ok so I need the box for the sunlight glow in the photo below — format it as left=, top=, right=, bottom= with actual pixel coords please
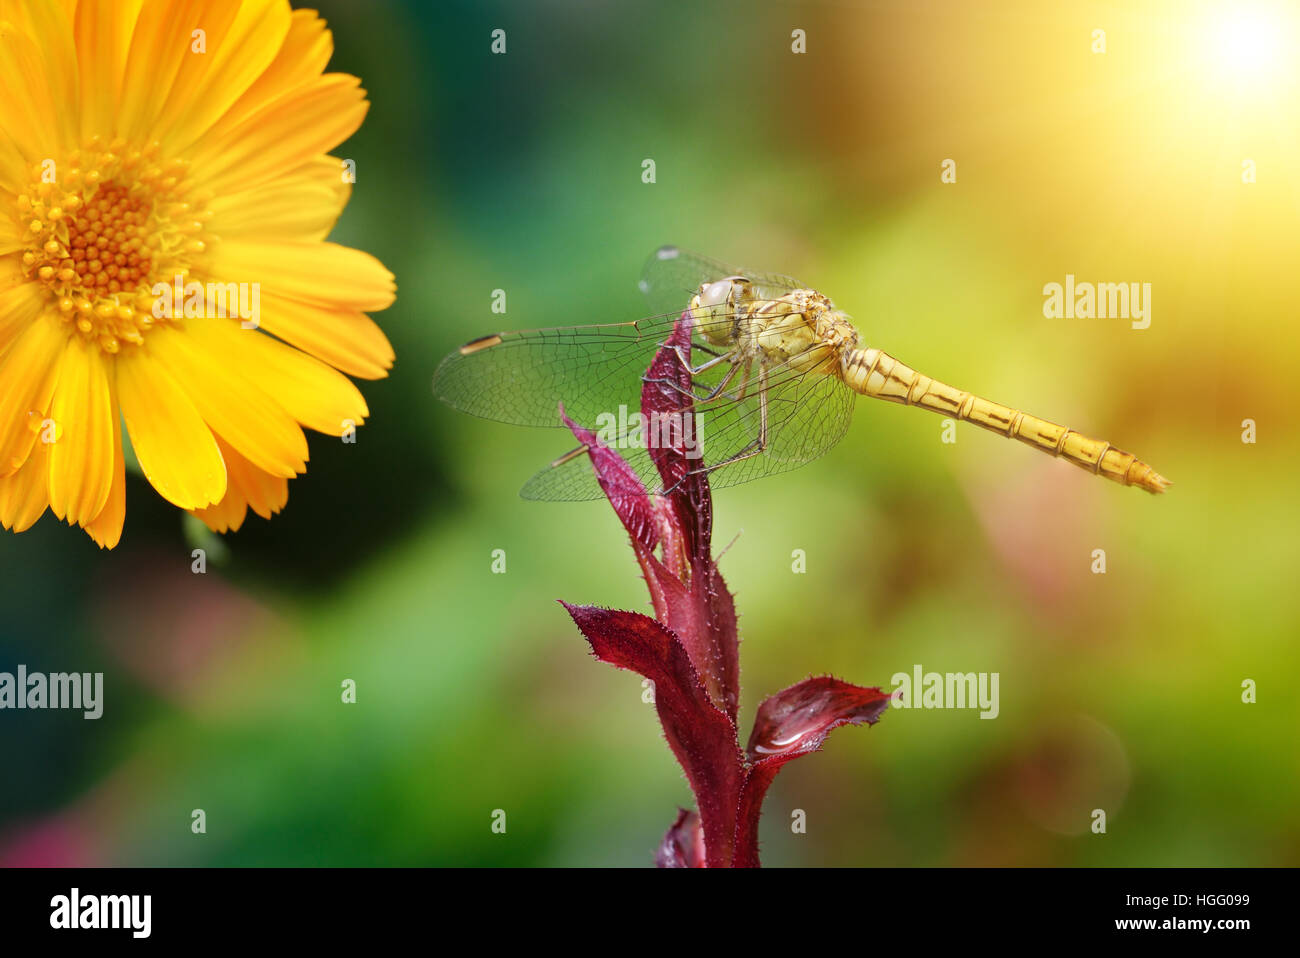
left=1202, top=2, right=1290, bottom=84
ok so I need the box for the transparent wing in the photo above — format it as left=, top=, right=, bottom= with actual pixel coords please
left=638, top=245, right=806, bottom=317
left=704, top=350, right=858, bottom=486
left=440, top=245, right=846, bottom=501
left=433, top=302, right=798, bottom=429
left=435, top=310, right=701, bottom=429
left=519, top=441, right=656, bottom=503
left=520, top=343, right=857, bottom=501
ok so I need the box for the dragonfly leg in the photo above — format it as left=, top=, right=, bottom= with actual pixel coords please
left=687, top=342, right=725, bottom=362
left=641, top=373, right=699, bottom=401
left=697, top=360, right=743, bottom=403
left=674, top=365, right=770, bottom=486
left=694, top=357, right=752, bottom=406
left=733, top=361, right=752, bottom=402
left=689, top=351, right=732, bottom=376
left=665, top=343, right=733, bottom=377
left=645, top=348, right=738, bottom=401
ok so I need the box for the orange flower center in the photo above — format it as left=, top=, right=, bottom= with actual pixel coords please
left=63, top=183, right=156, bottom=297
left=18, top=137, right=214, bottom=354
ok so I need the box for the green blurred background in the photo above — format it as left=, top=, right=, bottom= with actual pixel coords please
left=2, top=0, right=1297, bottom=866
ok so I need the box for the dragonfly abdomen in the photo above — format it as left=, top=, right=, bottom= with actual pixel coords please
left=841, top=346, right=1170, bottom=494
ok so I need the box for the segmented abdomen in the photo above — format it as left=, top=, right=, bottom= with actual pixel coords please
left=841, top=347, right=1170, bottom=493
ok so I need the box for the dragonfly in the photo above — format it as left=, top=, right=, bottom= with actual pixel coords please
left=432, top=246, right=1170, bottom=500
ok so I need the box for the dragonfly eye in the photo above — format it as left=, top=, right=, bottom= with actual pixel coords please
left=698, top=279, right=732, bottom=309
left=698, top=276, right=751, bottom=309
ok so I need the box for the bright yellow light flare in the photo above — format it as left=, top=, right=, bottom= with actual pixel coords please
left=1200, top=1, right=1291, bottom=85
left=0, top=0, right=396, bottom=548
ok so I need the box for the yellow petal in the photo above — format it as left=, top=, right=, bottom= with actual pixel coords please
left=117, top=342, right=226, bottom=509
left=191, top=490, right=244, bottom=533
left=0, top=210, right=25, bottom=256
left=204, top=239, right=395, bottom=312
left=47, top=334, right=115, bottom=524
left=154, top=0, right=290, bottom=154
left=0, top=126, right=28, bottom=195
left=0, top=255, right=22, bottom=289
left=208, top=155, right=350, bottom=242
left=0, top=278, right=48, bottom=356
left=83, top=366, right=126, bottom=550
left=257, top=291, right=394, bottom=380
left=115, top=0, right=213, bottom=143
left=148, top=322, right=308, bottom=478
left=190, top=451, right=248, bottom=532
left=2, top=0, right=79, bottom=148
left=192, top=435, right=288, bottom=533
left=0, top=12, right=66, bottom=159
left=74, top=0, right=144, bottom=139
left=232, top=452, right=289, bottom=520
left=209, top=7, right=333, bottom=133
left=188, top=73, right=368, bottom=196
left=0, top=437, right=49, bottom=533
left=0, top=315, right=67, bottom=478
left=183, top=317, right=368, bottom=436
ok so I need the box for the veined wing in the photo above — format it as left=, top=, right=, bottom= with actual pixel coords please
left=433, top=302, right=795, bottom=430
left=520, top=341, right=857, bottom=501
left=638, top=245, right=806, bottom=317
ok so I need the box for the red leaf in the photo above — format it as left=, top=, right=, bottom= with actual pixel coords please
left=640, top=315, right=714, bottom=561
left=632, top=316, right=740, bottom=717
left=656, top=808, right=705, bottom=868
left=662, top=558, right=740, bottom=720
left=558, top=408, right=729, bottom=703
left=733, top=677, right=891, bottom=867
left=561, top=603, right=746, bottom=866
left=563, top=332, right=740, bottom=719
left=560, top=405, right=661, bottom=553
left=558, top=406, right=687, bottom=630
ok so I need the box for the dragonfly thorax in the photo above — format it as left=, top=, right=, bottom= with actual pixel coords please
left=747, top=289, right=860, bottom=378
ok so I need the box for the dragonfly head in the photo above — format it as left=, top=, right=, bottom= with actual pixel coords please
left=690, top=275, right=753, bottom=346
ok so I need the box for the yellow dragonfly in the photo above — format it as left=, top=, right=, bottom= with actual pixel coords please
left=433, top=246, right=1169, bottom=499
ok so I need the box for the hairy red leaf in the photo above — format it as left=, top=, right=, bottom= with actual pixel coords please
left=640, top=315, right=713, bottom=560
left=559, top=405, right=660, bottom=553
left=561, top=603, right=746, bottom=866
left=561, top=330, right=740, bottom=719
left=733, top=677, right=891, bottom=867
left=637, top=315, right=739, bottom=716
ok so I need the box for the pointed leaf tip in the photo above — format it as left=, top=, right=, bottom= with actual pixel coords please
left=561, top=604, right=745, bottom=866
left=559, top=406, right=660, bottom=551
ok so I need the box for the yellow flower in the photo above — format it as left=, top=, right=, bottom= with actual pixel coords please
left=0, top=0, right=395, bottom=548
